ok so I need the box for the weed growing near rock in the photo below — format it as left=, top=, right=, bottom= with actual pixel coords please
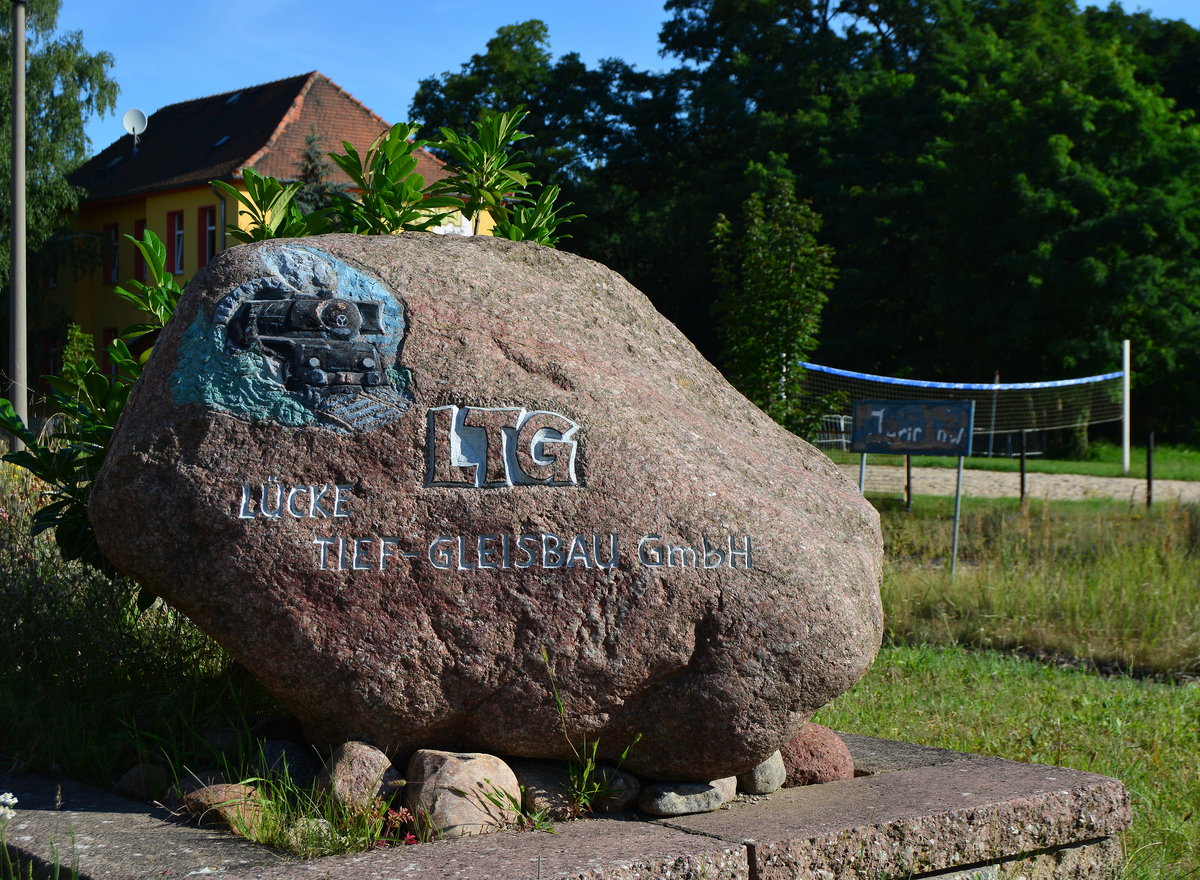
left=478, top=780, right=555, bottom=834
left=216, top=768, right=414, bottom=858
left=540, top=647, right=641, bottom=818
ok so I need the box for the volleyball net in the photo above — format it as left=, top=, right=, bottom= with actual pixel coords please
left=800, top=360, right=1127, bottom=456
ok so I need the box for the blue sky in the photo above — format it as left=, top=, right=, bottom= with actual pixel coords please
left=56, top=0, right=1200, bottom=157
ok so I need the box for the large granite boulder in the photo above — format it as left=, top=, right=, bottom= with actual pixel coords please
left=89, top=234, right=882, bottom=780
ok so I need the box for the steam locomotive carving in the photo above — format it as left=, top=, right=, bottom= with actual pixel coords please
left=217, top=282, right=412, bottom=433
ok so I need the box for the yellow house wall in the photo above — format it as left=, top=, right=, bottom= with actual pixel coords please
left=54, top=183, right=491, bottom=352
left=56, top=182, right=252, bottom=344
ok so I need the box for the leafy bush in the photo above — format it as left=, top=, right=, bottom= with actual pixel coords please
left=325, top=123, right=463, bottom=234
left=212, top=168, right=327, bottom=242
left=491, top=184, right=583, bottom=248
left=214, top=109, right=582, bottom=245
left=0, top=232, right=180, bottom=578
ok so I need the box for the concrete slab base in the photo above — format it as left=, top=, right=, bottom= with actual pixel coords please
left=1, top=735, right=1129, bottom=880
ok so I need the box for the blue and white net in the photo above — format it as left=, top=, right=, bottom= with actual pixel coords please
left=801, top=362, right=1124, bottom=447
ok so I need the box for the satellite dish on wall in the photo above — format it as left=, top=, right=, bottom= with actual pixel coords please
left=122, top=108, right=147, bottom=144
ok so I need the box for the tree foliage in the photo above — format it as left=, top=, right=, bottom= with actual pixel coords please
left=411, top=2, right=1200, bottom=436
left=410, top=19, right=652, bottom=186
left=1082, top=3, right=1200, bottom=114
left=294, top=128, right=347, bottom=216
left=0, top=231, right=178, bottom=583
left=712, top=165, right=836, bottom=433
left=0, top=0, right=118, bottom=287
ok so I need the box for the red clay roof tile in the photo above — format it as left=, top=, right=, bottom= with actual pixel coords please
left=70, top=72, right=447, bottom=203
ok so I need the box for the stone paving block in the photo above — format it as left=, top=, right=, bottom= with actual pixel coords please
left=839, top=730, right=977, bottom=775
left=217, top=818, right=749, bottom=880
left=0, top=771, right=282, bottom=878
left=654, top=756, right=1130, bottom=879
left=1, top=739, right=1131, bottom=880
left=997, top=837, right=1123, bottom=880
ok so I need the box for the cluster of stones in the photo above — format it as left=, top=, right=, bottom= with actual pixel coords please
left=115, top=724, right=853, bottom=841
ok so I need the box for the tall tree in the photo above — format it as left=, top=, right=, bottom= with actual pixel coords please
left=1082, top=3, right=1200, bottom=114
left=293, top=128, right=346, bottom=216
left=0, top=0, right=118, bottom=290
left=712, top=163, right=836, bottom=433
left=409, top=19, right=647, bottom=186
left=655, top=0, right=1200, bottom=431
left=412, top=3, right=1200, bottom=436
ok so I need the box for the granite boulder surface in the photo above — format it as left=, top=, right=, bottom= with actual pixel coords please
left=90, top=234, right=882, bottom=780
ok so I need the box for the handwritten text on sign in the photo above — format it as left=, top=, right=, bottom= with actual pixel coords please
left=850, top=400, right=975, bottom=457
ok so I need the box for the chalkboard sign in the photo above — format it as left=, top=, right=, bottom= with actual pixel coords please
left=850, top=400, right=975, bottom=457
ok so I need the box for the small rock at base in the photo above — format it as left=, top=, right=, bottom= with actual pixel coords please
left=737, top=750, right=786, bottom=794
left=182, top=783, right=264, bottom=837
left=115, top=763, right=170, bottom=802
left=712, top=775, right=738, bottom=802
left=638, top=777, right=737, bottom=817
left=255, top=739, right=320, bottom=789
left=201, top=726, right=242, bottom=760
left=283, top=816, right=333, bottom=852
left=318, top=741, right=404, bottom=813
left=591, top=765, right=641, bottom=813
left=509, top=758, right=575, bottom=819
left=780, top=723, right=855, bottom=786
left=509, top=759, right=643, bottom=817
left=164, top=770, right=228, bottom=812
left=405, top=749, right=521, bottom=838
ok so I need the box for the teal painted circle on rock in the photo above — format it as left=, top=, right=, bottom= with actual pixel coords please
left=170, top=244, right=413, bottom=433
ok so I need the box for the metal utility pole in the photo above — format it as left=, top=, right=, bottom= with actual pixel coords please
left=9, top=0, right=27, bottom=447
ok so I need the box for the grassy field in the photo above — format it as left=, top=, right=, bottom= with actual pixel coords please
left=876, top=494, right=1200, bottom=677
left=826, top=439, right=1200, bottom=481
left=852, top=493, right=1200, bottom=879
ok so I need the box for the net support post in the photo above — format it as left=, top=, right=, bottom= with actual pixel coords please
left=950, top=455, right=964, bottom=582
left=1019, top=430, right=1027, bottom=503
left=1146, top=431, right=1154, bottom=509
left=1122, top=339, right=1131, bottom=475
left=858, top=453, right=866, bottom=494
left=904, top=455, right=912, bottom=511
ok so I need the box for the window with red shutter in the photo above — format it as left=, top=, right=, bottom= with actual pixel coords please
left=198, top=206, right=217, bottom=268
left=167, top=211, right=184, bottom=274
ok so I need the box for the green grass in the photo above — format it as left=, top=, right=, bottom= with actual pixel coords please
left=875, top=494, right=1200, bottom=677
left=814, top=645, right=1200, bottom=880
left=825, top=439, right=1200, bottom=481
left=0, top=466, right=278, bottom=787
left=862, top=493, right=1200, bottom=879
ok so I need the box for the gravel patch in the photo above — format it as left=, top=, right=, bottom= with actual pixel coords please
left=840, top=463, right=1200, bottom=503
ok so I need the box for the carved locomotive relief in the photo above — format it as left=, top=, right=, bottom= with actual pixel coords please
left=207, top=246, right=413, bottom=433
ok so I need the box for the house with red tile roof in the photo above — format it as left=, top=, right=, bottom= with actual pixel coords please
left=50, top=71, right=449, bottom=363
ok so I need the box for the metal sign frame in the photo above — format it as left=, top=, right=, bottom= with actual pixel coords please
left=850, top=400, right=974, bottom=457
left=851, top=400, right=976, bottom=580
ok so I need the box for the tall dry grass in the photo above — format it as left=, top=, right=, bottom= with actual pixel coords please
left=879, top=495, right=1200, bottom=676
